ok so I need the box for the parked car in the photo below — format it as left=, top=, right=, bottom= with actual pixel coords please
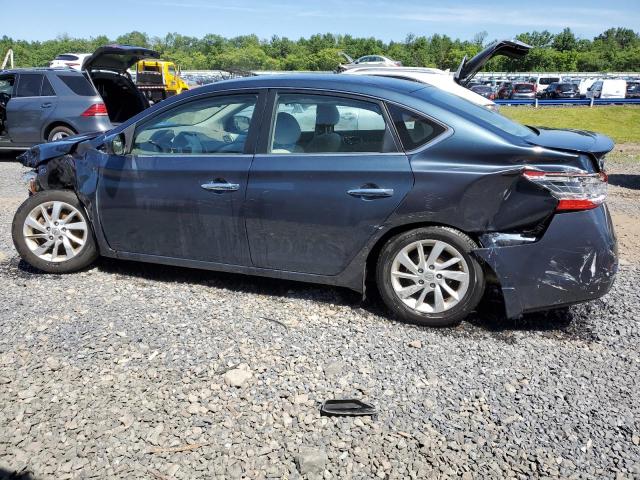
left=529, top=75, right=562, bottom=96
left=586, top=79, right=627, bottom=99
left=338, top=53, right=401, bottom=70
left=627, top=81, right=640, bottom=99
left=539, top=82, right=580, bottom=99
left=470, top=85, right=495, bottom=100
left=496, top=82, right=514, bottom=99
left=343, top=39, right=532, bottom=112
left=0, top=45, right=159, bottom=150
left=509, top=82, right=536, bottom=99
left=343, top=67, right=499, bottom=110
left=49, top=53, right=91, bottom=70
left=0, top=68, right=112, bottom=150
left=13, top=74, right=617, bottom=327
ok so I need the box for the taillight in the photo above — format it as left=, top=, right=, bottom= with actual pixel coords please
left=81, top=103, right=108, bottom=116
left=523, top=168, right=608, bottom=211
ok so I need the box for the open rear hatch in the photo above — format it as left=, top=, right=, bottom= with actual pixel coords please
left=82, top=45, right=160, bottom=74
left=82, top=45, right=160, bottom=124
left=454, top=39, right=531, bottom=87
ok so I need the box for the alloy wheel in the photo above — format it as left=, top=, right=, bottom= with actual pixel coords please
left=390, top=239, right=470, bottom=313
left=51, top=131, right=69, bottom=141
left=22, top=201, right=88, bottom=262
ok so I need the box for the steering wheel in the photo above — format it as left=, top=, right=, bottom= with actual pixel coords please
left=172, top=131, right=204, bottom=154
left=0, top=92, right=10, bottom=105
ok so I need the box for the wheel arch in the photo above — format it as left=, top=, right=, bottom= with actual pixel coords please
left=43, top=121, right=77, bottom=142
left=363, top=221, right=483, bottom=293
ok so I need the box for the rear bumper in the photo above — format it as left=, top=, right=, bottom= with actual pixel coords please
left=474, top=205, right=618, bottom=319
left=67, top=116, right=112, bottom=135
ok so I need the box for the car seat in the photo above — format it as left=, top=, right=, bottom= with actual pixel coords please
left=272, top=112, right=303, bottom=153
left=306, top=104, right=342, bottom=153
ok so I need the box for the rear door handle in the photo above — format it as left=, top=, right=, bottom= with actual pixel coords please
left=347, top=188, right=394, bottom=199
left=201, top=181, right=240, bottom=192
left=41, top=103, right=52, bottom=108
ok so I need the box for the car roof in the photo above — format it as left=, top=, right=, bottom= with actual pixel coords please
left=0, top=67, right=84, bottom=75
left=193, top=73, right=429, bottom=97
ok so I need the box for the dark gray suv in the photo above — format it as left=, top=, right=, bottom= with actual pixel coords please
left=0, top=68, right=112, bottom=149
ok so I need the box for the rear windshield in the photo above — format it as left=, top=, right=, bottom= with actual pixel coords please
left=558, top=83, right=576, bottom=92
left=540, top=77, right=561, bottom=85
left=421, top=87, right=534, bottom=139
left=472, top=86, right=492, bottom=93
left=55, top=54, right=79, bottom=61
left=514, top=84, right=534, bottom=92
left=57, top=74, right=96, bottom=96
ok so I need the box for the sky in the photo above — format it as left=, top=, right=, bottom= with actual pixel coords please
left=2, top=0, right=639, bottom=42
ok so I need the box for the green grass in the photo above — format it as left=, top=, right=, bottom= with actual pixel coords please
left=501, top=106, right=640, bottom=144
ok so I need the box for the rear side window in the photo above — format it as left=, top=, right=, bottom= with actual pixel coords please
left=387, top=104, right=447, bottom=151
left=41, top=76, right=56, bottom=96
left=16, top=74, right=44, bottom=97
left=57, top=74, right=96, bottom=96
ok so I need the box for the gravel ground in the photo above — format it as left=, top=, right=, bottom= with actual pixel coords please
left=0, top=152, right=639, bottom=479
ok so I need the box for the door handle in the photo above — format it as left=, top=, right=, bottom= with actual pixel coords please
left=201, top=181, right=240, bottom=192
left=347, top=188, right=394, bottom=199
left=40, top=103, right=52, bottom=108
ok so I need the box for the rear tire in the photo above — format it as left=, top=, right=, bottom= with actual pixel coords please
left=376, top=226, right=485, bottom=327
left=12, top=190, right=98, bottom=273
left=47, top=126, right=76, bottom=142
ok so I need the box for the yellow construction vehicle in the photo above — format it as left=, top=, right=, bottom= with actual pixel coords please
left=135, top=59, right=190, bottom=103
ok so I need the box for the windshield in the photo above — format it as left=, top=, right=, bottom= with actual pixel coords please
left=472, top=86, right=492, bottom=93
left=540, top=77, right=561, bottom=85
left=421, top=87, right=534, bottom=138
left=558, top=84, right=576, bottom=92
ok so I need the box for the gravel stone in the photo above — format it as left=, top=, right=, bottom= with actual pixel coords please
left=296, top=447, right=328, bottom=476
left=0, top=154, right=639, bottom=479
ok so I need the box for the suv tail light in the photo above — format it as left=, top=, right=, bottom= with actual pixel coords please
left=81, top=103, right=108, bottom=117
left=523, top=168, right=608, bottom=211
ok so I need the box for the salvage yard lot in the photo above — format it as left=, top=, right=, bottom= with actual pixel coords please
left=0, top=148, right=639, bottom=478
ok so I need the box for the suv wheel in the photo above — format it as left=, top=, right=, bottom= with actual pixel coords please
left=48, top=126, right=76, bottom=142
left=12, top=190, right=98, bottom=273
left=376, top=227, right=485, bottom=327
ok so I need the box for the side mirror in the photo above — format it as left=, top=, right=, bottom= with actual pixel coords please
left=104, top=133, right=127, bottom=155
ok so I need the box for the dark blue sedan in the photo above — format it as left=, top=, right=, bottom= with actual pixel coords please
left=13, top=74, right=617, bottom=326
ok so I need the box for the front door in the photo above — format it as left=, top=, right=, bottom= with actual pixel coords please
left=97, top=91, right=264, bottom=266
left=245, top=91, right=414, bottom=276
left=6, top=73, right=57, bottom=144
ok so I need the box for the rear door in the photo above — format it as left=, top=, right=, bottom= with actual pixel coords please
left=245, top=90, right=414, bottom=276
left=6, top=73, right=57, bottom=144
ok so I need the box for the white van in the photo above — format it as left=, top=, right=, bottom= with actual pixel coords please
left=586, top=79, right=627, bottom=99
left=529, top=75, right=562, bottom=96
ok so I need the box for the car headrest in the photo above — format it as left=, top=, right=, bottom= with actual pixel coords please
left=274, top=112, right=301, bottom=145
left=316, top=104, right=340, bottom=126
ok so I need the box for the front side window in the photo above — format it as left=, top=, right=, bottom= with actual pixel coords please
left=16, top=74, right=44, bottom=97
left=0, top=77, right=15, bottom=96
left=270, top=93, right=396, bottom=154
left=387, top=104, right=447, bottom=151
left=132, top=94, right=258, bottom=155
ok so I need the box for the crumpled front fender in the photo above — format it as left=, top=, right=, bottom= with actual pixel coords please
left=474, top=205, right=618, bottom=319
left=19, top=131, right=104, bottom=168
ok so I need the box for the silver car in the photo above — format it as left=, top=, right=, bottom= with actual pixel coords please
left=0, top=45, right=158, bottom=150
left=0, top=68, right=112, bottom=149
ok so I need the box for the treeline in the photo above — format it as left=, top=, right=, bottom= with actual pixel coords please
left=2, top=27, right=639, bottom=72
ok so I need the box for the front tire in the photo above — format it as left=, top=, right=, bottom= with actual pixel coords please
left=12, top=190, right=98, bottom=273
left=376, top=227, right=485, bottom=327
